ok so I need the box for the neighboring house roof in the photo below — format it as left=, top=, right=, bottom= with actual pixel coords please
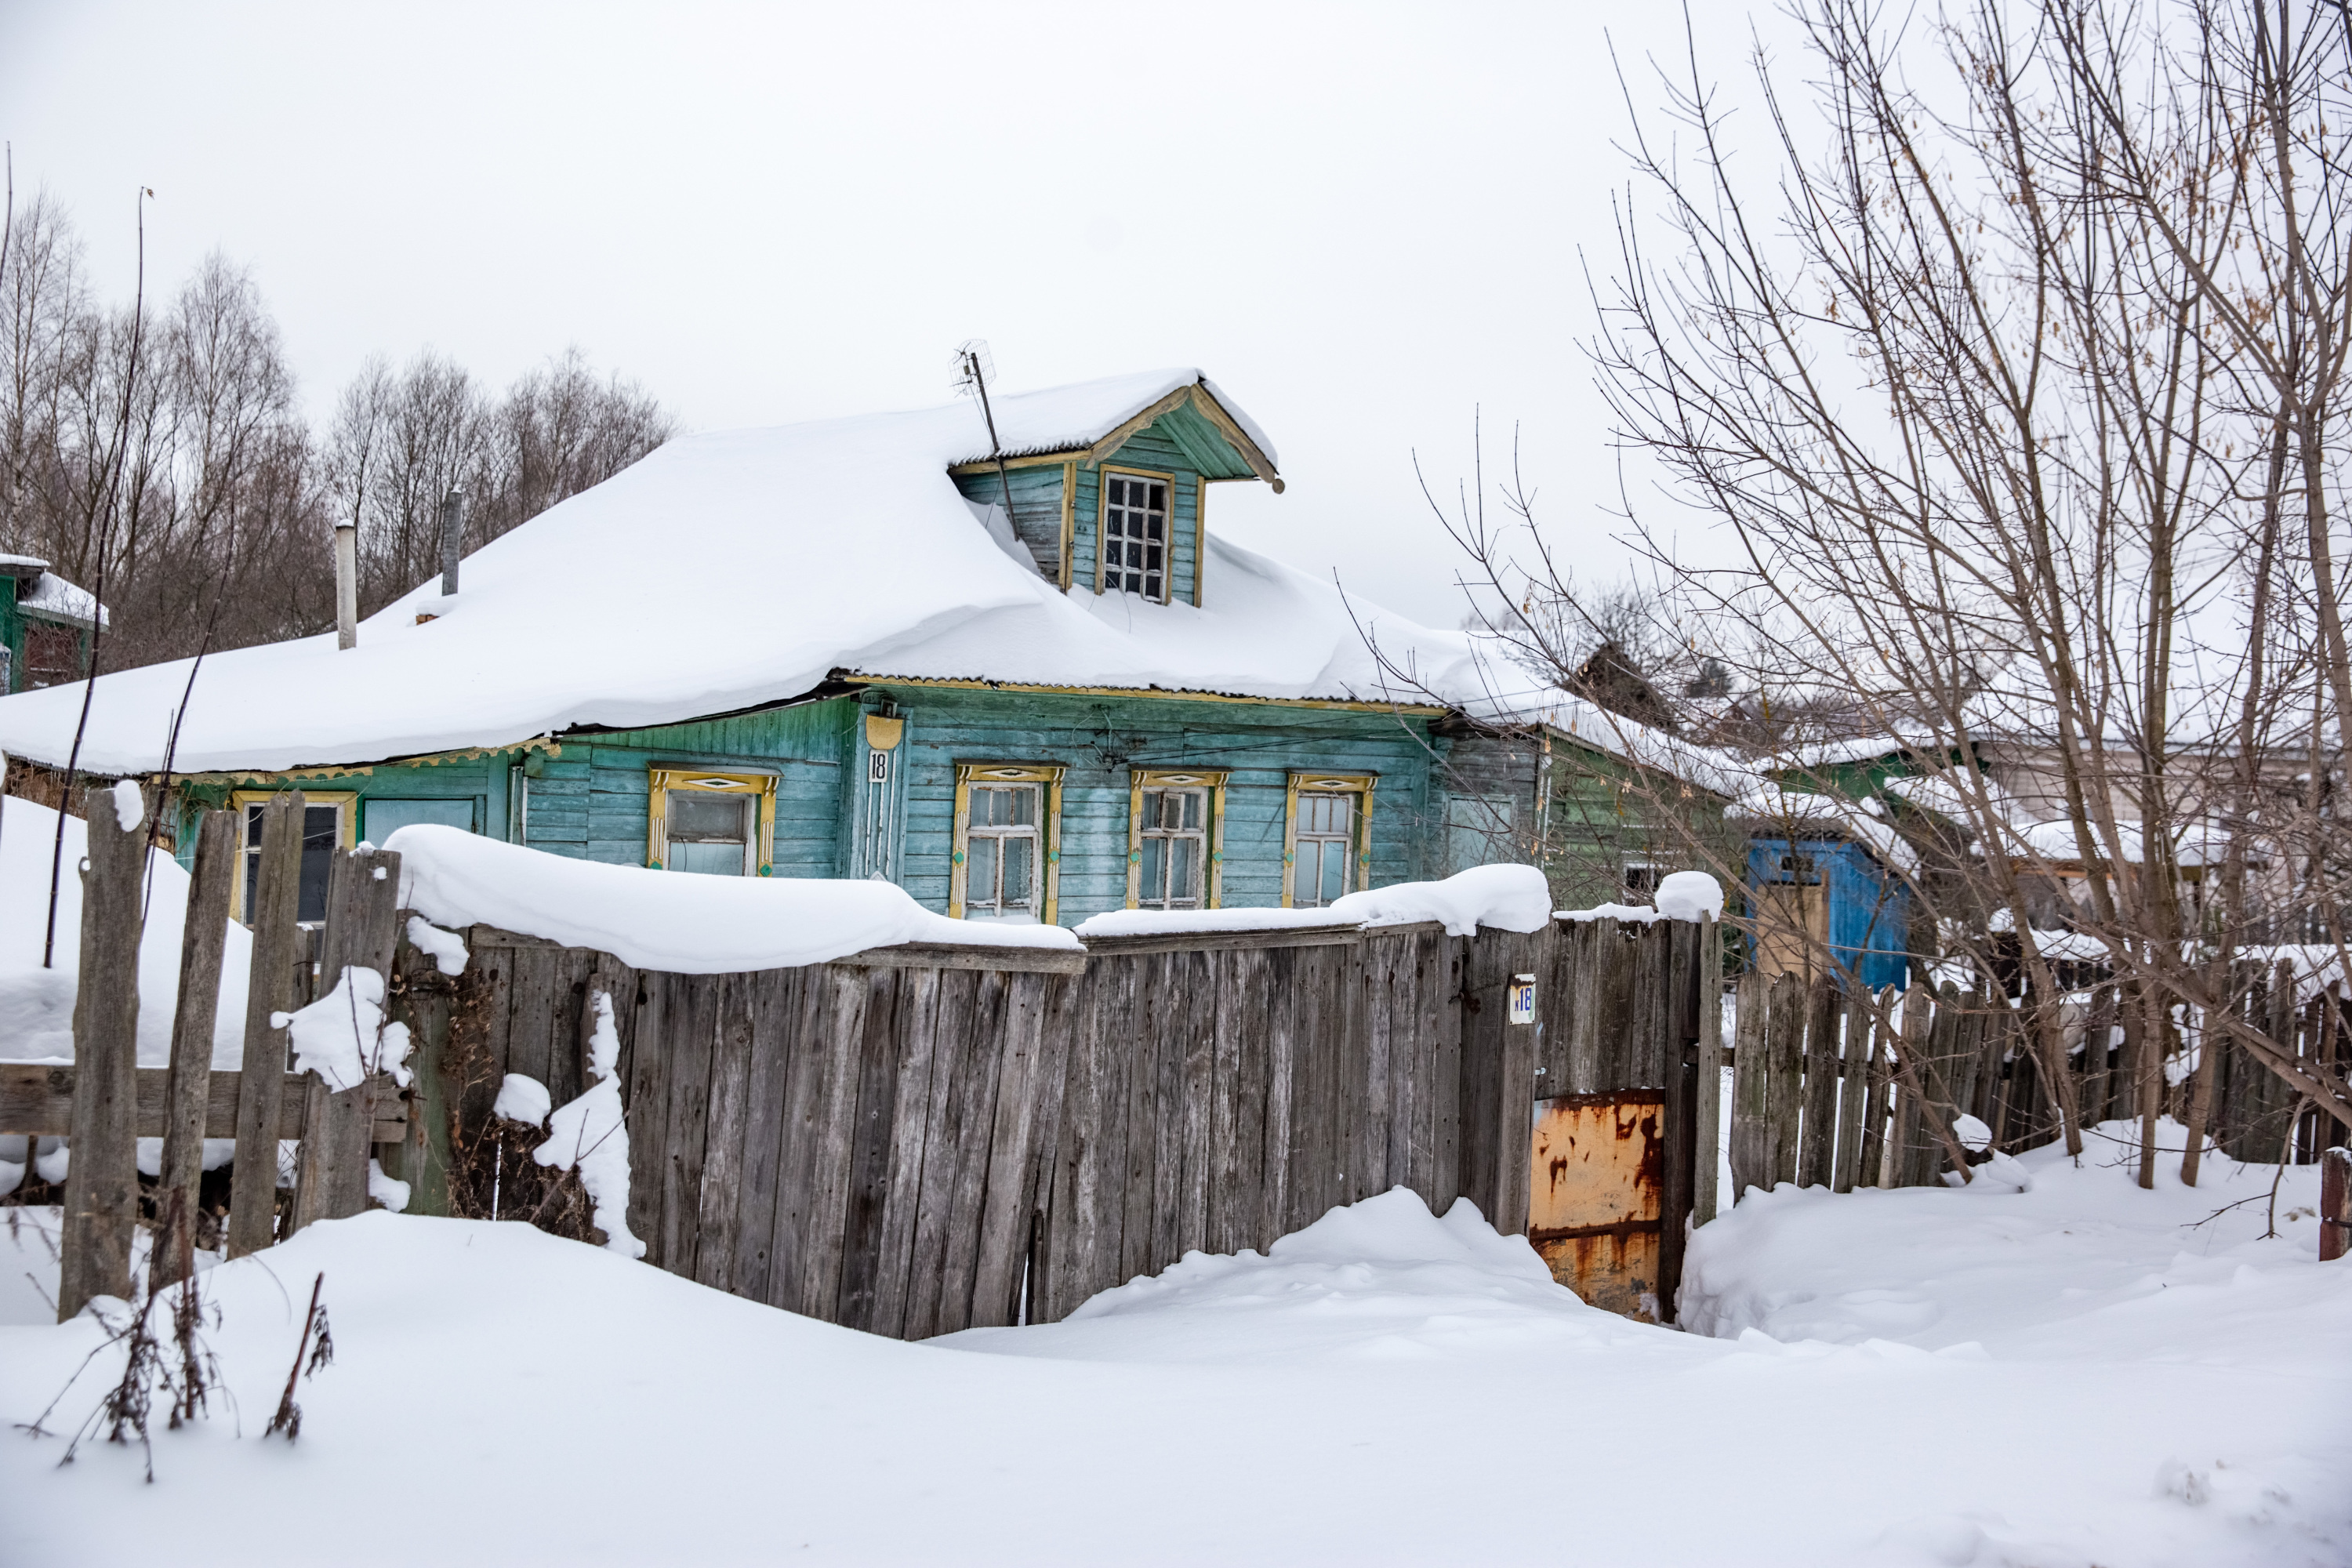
left=0, top=370, right=1479, bottom=777
left=0, top=554, right=106, bottom=632
left=1731, top=781, right=1921, bottom=874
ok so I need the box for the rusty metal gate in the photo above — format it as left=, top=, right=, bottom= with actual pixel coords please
left=1527, top=1091, right=1667, bottom=1318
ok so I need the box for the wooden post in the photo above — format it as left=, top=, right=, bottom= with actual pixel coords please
left=57, top=783, right=147, bottom=1322
left=290, top=844, right=405, bottom=1232
left=1859, top=991, right=1893, bottom=1186
left=1796, top=977, right=1839, bottom=1188
left=1831, top=984, right=1871, bottom=1192
left=1691, top=916, right=1724, bottom=1226
left=1893, top=985, right=1935, bottom=1186
left=227, top=791, right=307, bottom=1258
left=1728, top=970, right=1768, bottom=1202
left=381, top=921, right=459, bottom=1217
left=152, top=809, right=237, bottom=1290
left=2321, top=1147, right=2350, bottom=1264
left=1765, top=971, right=1804, bottom=1189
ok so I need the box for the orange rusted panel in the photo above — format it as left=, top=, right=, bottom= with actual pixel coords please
left=1528, top=1093, right=1666, bottom=1319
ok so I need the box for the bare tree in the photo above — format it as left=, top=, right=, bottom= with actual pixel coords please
left=1399, top=0, right=2352, bottom=1183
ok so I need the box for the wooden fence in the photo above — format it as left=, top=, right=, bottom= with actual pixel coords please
left=390, top=909, right=1719, bottom=1334
left=1726, top=964, right=2352, bottom=1197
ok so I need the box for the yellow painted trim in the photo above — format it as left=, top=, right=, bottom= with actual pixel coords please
left=1126, top=769, right=1229, bottom=910
left=863, top=714, right=904, bottom=751
left=844, top=676, right=1450, bottom=718
left=947, top=450, right=1088, bottom=476
left=227, top=788, right=358, bottom=923
left=1098, top=464, right=1178, bottom=604
left=952, top=761, right=1066, bottom=924
left=1082, top=387, right=1198, bottom=473
left=1058, top=461, right=1076, bottom=592
left=1192, top=476, right=1207, bottom=608
left=1180, top=384, right=1285, bottom=493
left=1283, top=771, right=1377, bottom=908
left=648, top=768, right=778, bottom=875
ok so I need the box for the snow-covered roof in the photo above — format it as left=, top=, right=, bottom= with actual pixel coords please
left=0, top=369, right=1475, bottom=775
left=16, top=569, right=105, bottom=631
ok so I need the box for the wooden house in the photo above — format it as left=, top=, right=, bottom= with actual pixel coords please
left=1432, top=695, right=1749, bottom=911
left=0, top=370, right=1676, bottom=929
left=0, top=555, right=103, bottom=693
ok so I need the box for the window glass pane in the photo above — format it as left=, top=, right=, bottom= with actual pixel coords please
left=303, top=804, right=340, bottom=850
left=243, top=854, right=259, bottom=925
left=1182, top=791, right=1203, bottom=829
left=1142, top=837, right=1167, bottom=904
left=968, top=834, right=998, bottom=905
left=1002, top=835, right=1034, bottom=906
left=1149, top=482, right=1166, bottom=509
left=1009, top=786, right=1036, bottom=826
left=298, top=839, right=333, bottom=924
left=670, top=840, right=745, bottom=876
left=668, top=793, right=748, bottom=840
left=1293, top=846, right=1319, bottom=906
left=1169, top=838, right=1198, bottom=902
left=245, top=803, right=266, bottom=848
left=1319, top=841, right=1347, bottom=903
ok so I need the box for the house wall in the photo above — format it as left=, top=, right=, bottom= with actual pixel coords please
left=180, top=687, right=1445, bottom=929
left=857, top=684, right=1439, bottom=924
left=1745, top=836, right=1911, bottom=989
left=1443, top=728, right=1740, bottom=911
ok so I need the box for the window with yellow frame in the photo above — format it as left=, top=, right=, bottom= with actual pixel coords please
left=1098, top=465, right=1175, bottom=602
left=647, top=768, right=778, bottom=877
left=950, top=762, right=1064, bottom=922
left=1127, top=769, right=1227, bottom=910
left=229, top=788, right=358, bottom=924
left=1282, top=772, right=1375, bottom=909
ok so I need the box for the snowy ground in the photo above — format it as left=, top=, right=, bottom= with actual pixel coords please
left=3, top=1123, right=2347, bottom=1567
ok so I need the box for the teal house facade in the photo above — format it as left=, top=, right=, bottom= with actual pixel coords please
left=0, top=370, right=1557, bottom=929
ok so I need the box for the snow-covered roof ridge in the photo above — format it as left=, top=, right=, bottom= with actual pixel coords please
left=1466, top=677, right=1760, bottom=800
left=0, top=368, right=1479, bottom=776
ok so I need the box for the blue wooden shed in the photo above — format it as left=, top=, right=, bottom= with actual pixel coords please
left=1745, top=834, right=1913, bottom=991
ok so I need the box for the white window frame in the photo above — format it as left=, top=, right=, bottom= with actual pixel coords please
left=1098, top=467, right=1172, bottom=602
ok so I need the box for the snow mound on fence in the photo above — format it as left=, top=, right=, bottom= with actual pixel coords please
left=0, top=797, right=252, bottom=1068
left=385, top=825, right=1080, bottom=972
left=1071, top=865, right=1552, bottom=942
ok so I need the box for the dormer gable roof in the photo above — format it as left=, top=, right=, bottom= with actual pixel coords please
left=949, top=370, right=1283, bottom=492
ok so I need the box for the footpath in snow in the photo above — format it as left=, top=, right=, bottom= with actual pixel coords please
left=3, top=1123, right=2348, bottom=1567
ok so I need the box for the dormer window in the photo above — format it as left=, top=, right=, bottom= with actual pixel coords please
left=1102, top=471, right=1168, bottom=601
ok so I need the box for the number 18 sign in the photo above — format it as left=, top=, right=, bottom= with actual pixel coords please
left=1507, top=974, right=1537, bottom=1025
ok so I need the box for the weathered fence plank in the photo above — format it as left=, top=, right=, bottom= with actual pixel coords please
left=57, top=785, right=148, bottom=1321
left=227, top=790, right=306, bottom=1259
left=154, top=808, right=236, bottom=1288
left=1831, top=985, right=1871, bottom=1194
left=289, top=844, right=403, bottom=1234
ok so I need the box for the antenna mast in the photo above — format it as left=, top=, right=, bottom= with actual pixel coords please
left=956, top=341, right=1027, bottom=572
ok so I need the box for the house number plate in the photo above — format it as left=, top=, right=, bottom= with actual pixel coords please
left=1508, top=974, right=1536, bottom=1025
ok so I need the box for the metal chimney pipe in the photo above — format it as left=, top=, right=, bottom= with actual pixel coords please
left=438, top=489, right=464, bottom=596
left=333, top=521, right=358, bottom=650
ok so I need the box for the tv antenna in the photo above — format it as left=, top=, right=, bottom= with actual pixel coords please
left=955, top=340, right=1022, bottom=564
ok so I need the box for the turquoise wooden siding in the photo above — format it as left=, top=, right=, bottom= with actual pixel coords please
left=865, top=684, right=1439, bottom=924
left=177, top=687, right=1450, bottom=934
left=949, top=465, right=1065, bottom=582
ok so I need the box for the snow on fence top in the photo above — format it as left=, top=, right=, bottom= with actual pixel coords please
left=387, top=826, right=1080, bottom=974
left=1556, top=869, right=1723, bottom=924
left=1073, top=865, right=1552, bottom=942
left=0, top=368, right=1482, bottom=777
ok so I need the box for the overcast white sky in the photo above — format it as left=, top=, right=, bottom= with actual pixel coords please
left=0, top=0, right=1780, bottom=627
